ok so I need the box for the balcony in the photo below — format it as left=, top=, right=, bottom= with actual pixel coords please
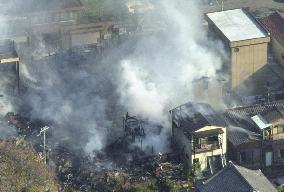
left=273, top=133, right=284, bottom=141
left=193, top=141, right=220, bottom=153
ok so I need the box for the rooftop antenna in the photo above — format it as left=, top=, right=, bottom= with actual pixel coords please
left=37, top=126, right=50, bottom=164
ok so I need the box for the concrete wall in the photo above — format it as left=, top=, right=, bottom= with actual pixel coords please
left=271, top=38, right=284, bottom=68
left=231, top=42, right=268, bottom=89
left=192, top=78, right=226, bottom=109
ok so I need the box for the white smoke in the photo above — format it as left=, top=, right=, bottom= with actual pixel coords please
left=0, top=0, right=226, bottom=156
left=116, top=0, right=225, bottom=152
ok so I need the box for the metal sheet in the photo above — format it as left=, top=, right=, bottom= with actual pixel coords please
left=207, top=9, right=267, bottom=42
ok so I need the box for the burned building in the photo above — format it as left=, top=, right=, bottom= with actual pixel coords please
left=170, top=102, right=227, bottom=175
left=224, top=100, right=284, bottom=169
left=206, top=8, right=270, bottom=90
left=0, top=40, right=20, bottom=94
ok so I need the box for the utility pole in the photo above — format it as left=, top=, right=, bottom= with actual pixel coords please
left=37, top=126, right=50, bottom=164
left=215, top=0, right=224, bottom=11
left=265, top=82, right=271, bottom=104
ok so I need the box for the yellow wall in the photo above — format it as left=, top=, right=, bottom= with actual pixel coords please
left=230, top=42, right=268, bottom=89
left=271, top=38, right=284, bottom=68
left=192, top=126, right=227, bottom=171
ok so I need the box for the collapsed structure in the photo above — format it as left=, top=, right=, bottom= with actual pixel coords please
left=0, top=40, right=20, bottom=94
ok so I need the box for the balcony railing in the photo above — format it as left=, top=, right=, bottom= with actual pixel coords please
left=193, top=142, right=220, bottom=153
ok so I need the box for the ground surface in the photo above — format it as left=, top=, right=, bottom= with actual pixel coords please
left=0, top=138, right=59, bottom=192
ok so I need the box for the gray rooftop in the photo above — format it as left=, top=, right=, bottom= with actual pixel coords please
left=224, top=100, right=284, bottom=133
left=206, top=9, right=268, bottom=42
left=171, top=102, right=226, bottom=137
left=227, top=126, right=261, bottom=146
left=196, top=162, right=277, bottom=192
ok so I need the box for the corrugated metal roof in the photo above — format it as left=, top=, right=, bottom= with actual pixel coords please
left=251, top=115, right=272, bottom=129
left=207, top=9, right=268, bottom=42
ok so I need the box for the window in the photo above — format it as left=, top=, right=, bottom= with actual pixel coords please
left=281, top=150, right=284, bottom=159
left=281, top=54, right=284, bottom=60
left=277, top=149, right=284, bottom=159
left=203, top=81, right=209, bottom=90
left=240, top=152, right=246, bottom=164
left=278, top=126, right=284, bottom=134
left=208, top=135, right=219, bottom=142
left=193, top=158, right=199, bottom=163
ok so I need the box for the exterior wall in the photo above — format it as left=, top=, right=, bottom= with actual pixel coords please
left=271, top=38, right=284, bottom=68
left=192, top=126, right=227, bottom=172
left=235, top=142, right=262, bottom=169
left=231, top=42, right=268, bottom=89
left=272, top=141, right=284, bottom=166
left=172, top=125, right=192, bottom=172
left=192, top=79, right=226, bottom=109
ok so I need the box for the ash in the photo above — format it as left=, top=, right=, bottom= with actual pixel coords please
left=5, top=112, right=193, bottom=191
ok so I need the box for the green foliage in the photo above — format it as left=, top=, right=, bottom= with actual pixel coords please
left=81, top=0, right=129, bottom=21
left=165, top=178, right=192, bottom=192
left=130, top=183, right=158, bottom=192
left=277, top=186, right=284, bottom=192
left=0, top=139, right=58, bottom=192
left=192, top=162, right=201, bottom=171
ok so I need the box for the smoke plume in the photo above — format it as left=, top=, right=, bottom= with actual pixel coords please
left=116, top=0, right=225, bottom=152
left=0, top=0, right=226, bottom=155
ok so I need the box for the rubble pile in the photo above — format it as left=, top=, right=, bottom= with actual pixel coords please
left=3, top=113, right=195, bottom=191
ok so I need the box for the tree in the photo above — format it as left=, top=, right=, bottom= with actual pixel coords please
left=81, top=0, right=129, bottom=21
left=0, top=138, right=59, bottom=192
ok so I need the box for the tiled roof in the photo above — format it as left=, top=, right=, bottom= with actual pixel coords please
left=227, top=126, right=261, bottom=146
left=260, top=12, right=284, bottom=47
left=196, top=162, right=277, bottom=192
left=224, top=100, right=284, bottom=133
left=171, top=102, right=226, bottom=137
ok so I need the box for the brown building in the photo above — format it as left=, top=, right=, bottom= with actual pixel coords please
left=224, top=100, right=284, bottom=169
left=260, top=12, right=284, bottom=68
left=206, top=9, right=270, bottom=90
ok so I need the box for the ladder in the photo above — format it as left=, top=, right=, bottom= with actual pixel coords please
left=219, top=135, right=227, bottom=167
